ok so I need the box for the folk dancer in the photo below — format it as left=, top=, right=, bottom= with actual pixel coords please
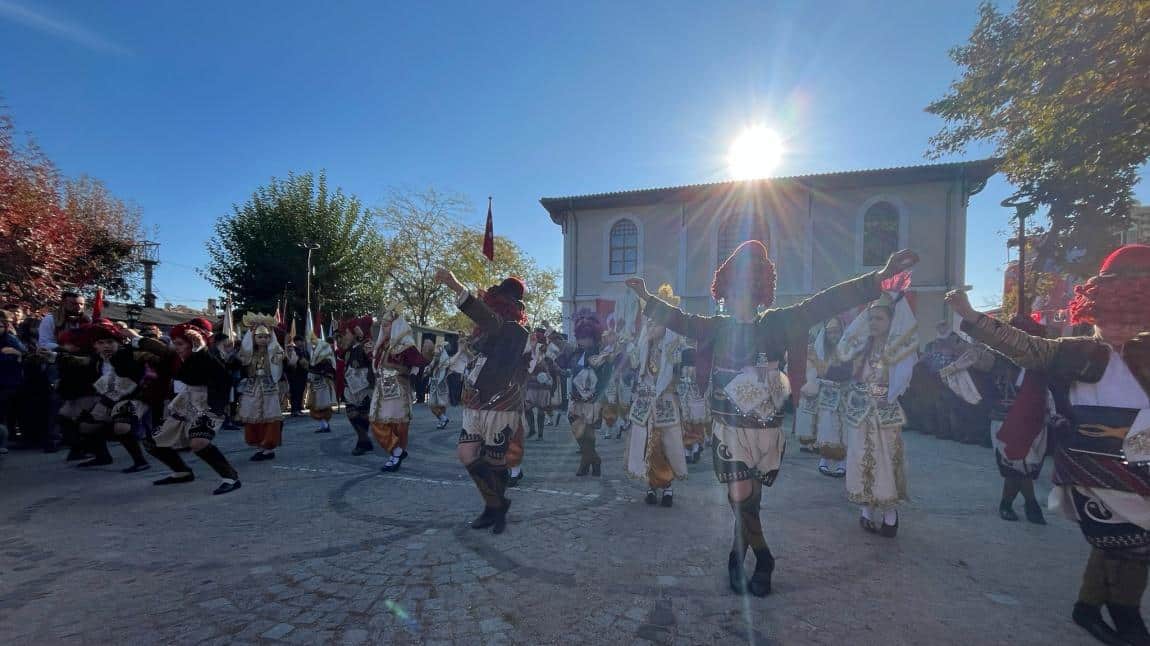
left=82, top=320, right=152, bottom=472
left=237, top=314, right=286, bottom=462
left=838, top=285, right=918, bottom=537
left=567, top=311, right=614, bottom=477
left=625, top=284, right=689, bottom=507
left=629, top=241, right=918, bottom=597
left=809, top=314, right=855, bottom=473
left=437, top=268, right=529, bottom=535
left=949, top=245, right=1150, bottom=645
left=976, top=317, right=1051, bottom=524
left=426, top=342, right=453, bottom=429
left=368, top=305, right=427, bottom=472
left=140, top=319, right=241, bottom=495
left=307, top=333, right=339, bottom=433
left=602, top=329, right=635, bottom=440
left=679, top=344, right=711, bottom=464
left=525, top=328, right=556, bottom=441
left=339, top=315, right=376, bottom=456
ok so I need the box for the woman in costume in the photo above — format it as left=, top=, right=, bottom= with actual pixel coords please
left=625, top=284, right=689, bottom=507
left=436, top=268, right=530, bottom=535
left=795, top=317, right=851, bottom=476
left=368, top=304, right=427, bottom=472
left=629, top=241, right=917, bottom=597
left=949, top=244, right=1150, bottom=645
left=237, top=314, right=286, bottom=462
left=566, top=311, right=614, bottom=477
left=678, top=344, right=711, bottom=464
left=141, top=319, right=241, bottom=495
left=838, top=286, right=918, bottom=537
left=307, top=333, right=339, bottom=434
left=339, top=315, right=376, bottom=456
left=426, top=341, right=453, bottom=430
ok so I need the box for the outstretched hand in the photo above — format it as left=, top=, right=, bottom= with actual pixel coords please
left=434, top=267, right=465, bottom=294
left=945, top=289, right=979, bottom=322
left=625, top=277, right=650, bottom=300
left=879, top=250, right=920, bottom=281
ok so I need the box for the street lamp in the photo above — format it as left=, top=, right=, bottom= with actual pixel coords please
left=297, top=241, right=321, bottom=319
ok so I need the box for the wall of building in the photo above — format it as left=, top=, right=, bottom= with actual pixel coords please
left=559, top=176, right=969, bottom=347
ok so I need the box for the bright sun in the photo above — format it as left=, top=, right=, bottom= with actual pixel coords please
left=727, top=126, right=784, bottom=180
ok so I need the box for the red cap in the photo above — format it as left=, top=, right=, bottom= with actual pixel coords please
left=1098, top=244, right=1150, bottom=278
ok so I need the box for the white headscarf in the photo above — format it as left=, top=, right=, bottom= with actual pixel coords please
left=837, top=292, right=918, bottom=403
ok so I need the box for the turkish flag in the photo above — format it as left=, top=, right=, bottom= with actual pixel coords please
left=483, top=198, right=495, bottom=261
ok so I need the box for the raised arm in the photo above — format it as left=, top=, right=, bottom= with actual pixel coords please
left=626, top=277, right=718, bottom=341
left=946, top=290, right=1065, bottom=373
left=436, top=267, right=502, bottom=335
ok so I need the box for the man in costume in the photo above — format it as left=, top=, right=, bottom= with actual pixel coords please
left=368, top=304, right=427, bottom=472
left=436, top=268, right=529, bottom=535
left=544, top=331, right=568, bottom=427
left=237, top=314, right=286, bottom=462
left=139, top=319, right=242, bottom=495
left=838, top=287, right=918, bottom=537
left=949, top=244, right=1150, bottom=645
left=425, top=341, right=453, bottom=430
left=75, top=319, right=152, bottom=473
left=625, top=284, right=689, bottom=507
left=566, top=311, right=614, bottom=477
left=628, top=242, right=917, bottom=597
left=307, top=332, right=339, bottom=434
left=524, top=327, right=556, bottom=441
left=794, top=317, right=850, bottom=476
left=339, top=315, right=376, bottom=456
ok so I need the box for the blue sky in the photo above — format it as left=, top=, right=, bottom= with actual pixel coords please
left=3, top=0, right=1146, bottom=311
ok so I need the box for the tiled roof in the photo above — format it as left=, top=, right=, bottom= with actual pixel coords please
left=539, top=159, right=997, bottom=221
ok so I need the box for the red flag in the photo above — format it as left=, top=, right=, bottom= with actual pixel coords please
left=274, top=304, right=283, bottom=326
left=91, top=288, right=105, bottom=319
left=881, top=270, right=912, bottom=292
left=482, top=197, right=495, bottom=261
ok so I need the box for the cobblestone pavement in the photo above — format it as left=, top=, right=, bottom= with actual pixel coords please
left=0, top=406, right=1099, bottom=645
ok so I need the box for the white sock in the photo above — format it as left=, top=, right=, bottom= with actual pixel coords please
left=883, top=509, right=898, bottom=525
left=663, top=486, right=672, bottom=495
left=392, top=447, right=404, bottom=457
left=819, top=458, right=828, bottom=469
left=321, top=420, right=330, bottom=429
left=220, top=477, right=236, bottom=485
left=510, top=466, right=522, bottom=477
left=860, top=506, right=872, bottom=520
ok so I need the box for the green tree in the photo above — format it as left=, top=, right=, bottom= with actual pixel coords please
left=203, top=171, right=386, bottom=322
left=927, top=0, right=1150, bottom=275
left=376, top=187, right=562, bottom=329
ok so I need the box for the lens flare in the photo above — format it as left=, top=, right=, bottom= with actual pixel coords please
left=727, top=126, right=784, bottom=180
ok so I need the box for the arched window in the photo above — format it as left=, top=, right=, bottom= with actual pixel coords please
left=862, top=201, right=900, bottom=266
left=608, top=219, right=639, bottom=275
left=717, top=212, right=770, bottom=268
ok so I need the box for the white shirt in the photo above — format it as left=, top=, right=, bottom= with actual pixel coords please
left=1070, top=348, right=1150, bottom=410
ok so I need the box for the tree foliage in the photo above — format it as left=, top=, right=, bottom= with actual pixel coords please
left=203, top=171, right=386, bottom=322
left=376, top=188, right=561, bottom=329
left=0, top=110, right=142, bottom=310
left=927, top=0, right=1150, bottom=275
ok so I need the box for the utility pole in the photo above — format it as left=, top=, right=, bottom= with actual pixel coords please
left=1002, top=194, right=1038, bottom=319
left=297, top=241, right=321, bottom=317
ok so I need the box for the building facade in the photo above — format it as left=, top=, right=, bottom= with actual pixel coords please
left=541, top=160, right=996, bottom=347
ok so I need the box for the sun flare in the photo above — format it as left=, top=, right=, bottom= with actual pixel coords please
left=727, top=126, right=784, bottom=180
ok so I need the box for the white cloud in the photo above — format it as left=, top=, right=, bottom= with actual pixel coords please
left=0, top=0, right=129, bottom=55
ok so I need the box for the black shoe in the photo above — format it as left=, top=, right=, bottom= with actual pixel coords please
left=999, top=500, right=1019, bottom=522
left=576, top=462, right=589, bottom=477
left=471, top=508, right=497, bottom=530
left=250, top=451, right=275, bottom=462
left=661, top=490, right=673, bottom=507
left=153, top=474, right=195, bottom=486
left=1074, top=602, right=1126, bottom=646
left=879, top=514, right=899, bottom=538
left=818, top=464, right=833, bottom=477
left=212, top=480, right=242, bottom=495
left=492, top=499, right=511, bottom=535
left=860, top=516, right=878, bottom=534
left=314, top=427, right=332, bottom=434
left=748, top=549, right=775, bottom=597
left=509, top=471, right=524, bottom=487
left=121, top=462, right=151, bottom=474
left=436, top=418, right=450, bottom=430
left=1024, top=499, right=1047, bottom=525
left=352, top=443, right=373, bottom=456
left=591, top=462, right=601, bottom=477
left=645, top=488, right=658, bottom=505
left=77, top=456, right=114, bottom=468
left=1109, top=604, right=1150, bottom=646
left=728, top=551, right=749, bottom=595
left=396, top=450, right=408, bottom=465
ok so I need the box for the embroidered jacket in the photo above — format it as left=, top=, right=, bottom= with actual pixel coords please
left=456, top=291, right=529, bottom=411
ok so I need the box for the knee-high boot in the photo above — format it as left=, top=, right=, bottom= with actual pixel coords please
left=737, top=489, right=774, bottom=597
left=116, top=433, right=149, bottom=472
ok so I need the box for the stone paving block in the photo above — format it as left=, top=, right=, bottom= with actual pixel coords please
left=261, top=622, right=295, bottom=640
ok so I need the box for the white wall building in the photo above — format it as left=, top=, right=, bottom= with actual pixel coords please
left=540, top=160, right=996, bottom=347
